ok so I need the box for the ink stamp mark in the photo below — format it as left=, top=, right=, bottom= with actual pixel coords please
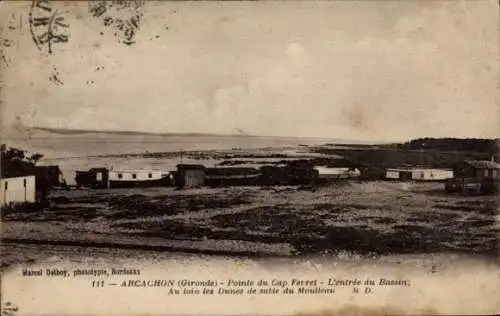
left=28, top=0, right=69, bottom=54
left=1, top=12, right=22, bottom=67
left=49, top=65, right=64, bottom=86
left=88, top=0, right=145, bottom=46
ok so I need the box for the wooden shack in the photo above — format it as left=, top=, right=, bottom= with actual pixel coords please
left=205, top=167, right=259, bottom=187
left=446, top=160, right=500, bottom=194
left=175, top=164, right=206, bottom=188
left=453, top=160, right=500, bottom=180
left=75, top=167, right=109, bottom=189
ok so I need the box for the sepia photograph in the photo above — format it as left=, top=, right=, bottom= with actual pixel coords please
left=0, top=0, right=499, bottom=315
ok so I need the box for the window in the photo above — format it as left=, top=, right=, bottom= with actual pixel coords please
left=118, top=173, right=123, bottom=179
left=148, top=173, right=152, bottom=179
left=23, top=179, right=27, bottom=187
left=132, top=173, right=137, bottom=179
left=4, top=181, right=7, bottom=190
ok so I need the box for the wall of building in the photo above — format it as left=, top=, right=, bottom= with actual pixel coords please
left=385, top=170, right=400, bottom=179
left=399, top=171, right=413, bottom=181
left=35, top=166, right=63, bottom=187
left=474, top=168, right=500, bottom=179
left=0, top=176, right=36, bottom=206
left=184, top=170, right=205, bottom=187
left=315, top=167, right=360, bottom=179
left=205, top=174, right=259, bottom=187
left=109, top=170, right=163, bottom=181
left=76, top=169, right=110, bottom=188
left=491, top=169, right=500, bottom=179
left=386, top=168, right=453, bottom=181
left=411, top=169, right=454, bottom=181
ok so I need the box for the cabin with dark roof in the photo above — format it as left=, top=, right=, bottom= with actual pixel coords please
left=453, top=160, right=500, bottom=180
left=75, top=167, right=109, bottom=189
left=446, top=159, right=500, bottom=194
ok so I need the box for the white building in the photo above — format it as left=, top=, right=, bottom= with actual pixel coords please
left=385, top=168, right=454, bottom=181
left=107, top=169, right=168, bottom=188
left=0, top=175, right=36, bottom=207
left=314, top=166, right=361, bottom=180
left=385, top=169, right=400, bottom=180
left=108, top=169, right=164, bottom=182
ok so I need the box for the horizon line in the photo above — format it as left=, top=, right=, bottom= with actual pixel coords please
left=24, top=126, right=386, bottom=143
left=3, top=125, right=498, bottom=144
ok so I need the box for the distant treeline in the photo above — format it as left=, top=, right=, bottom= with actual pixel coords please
left=397, top=138, right=500, bottom=153
left=313, top=138, right=500, bottom=170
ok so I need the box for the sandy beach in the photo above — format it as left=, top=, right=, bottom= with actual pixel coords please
left=2, top=180, right=497, bottom=268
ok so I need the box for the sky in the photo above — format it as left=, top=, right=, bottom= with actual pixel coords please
left=0, top=0, right=498, bottom=142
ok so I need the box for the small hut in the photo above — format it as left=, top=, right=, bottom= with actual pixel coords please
left=75, top=167, right=109, bottom=189
left=175, top=164, right=206, bottom=188
left=453, top=160, right=500, bottom=180
left=446, top=159, right=500, bottom=194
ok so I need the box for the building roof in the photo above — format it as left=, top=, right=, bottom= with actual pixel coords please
left=176, top=164, right=206, bottom=170
left=109, top=169, right=163, bottom=173
left=464, top=160, right=500, bottom=169
left=386, top=168, right=453, bottom=172
left=35, top=165, right=61, bottom=170
left=89, top=167, right=108, bottom=172
left=206, top=174, right=260, bottom=179
left=0, top=174, right=36, bottom=180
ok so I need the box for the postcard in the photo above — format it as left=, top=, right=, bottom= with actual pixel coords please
left=0, top=1, right=499, bottom=315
